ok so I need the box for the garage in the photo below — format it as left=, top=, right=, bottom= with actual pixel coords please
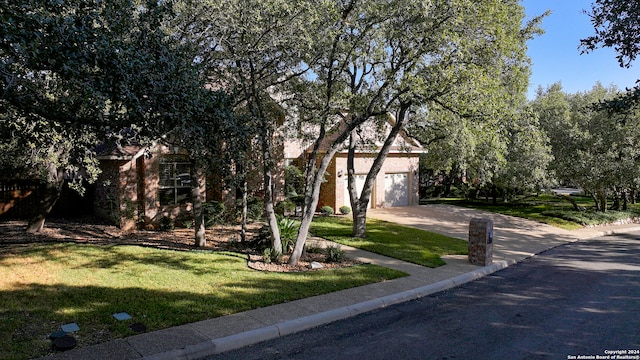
left=384, top=173, right=409, bottom=207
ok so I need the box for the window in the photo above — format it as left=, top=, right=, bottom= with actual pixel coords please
left=159, top=160, right=191, bottom=205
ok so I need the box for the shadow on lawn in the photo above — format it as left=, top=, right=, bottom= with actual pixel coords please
left=0, top=255, right=403, bottom=359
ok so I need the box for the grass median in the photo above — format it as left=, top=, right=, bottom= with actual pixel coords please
left=424, top=194, right=640, bottom=230
left=0, top=242, right=407, bottom=359
left=310, top=216, right=468, bottom=268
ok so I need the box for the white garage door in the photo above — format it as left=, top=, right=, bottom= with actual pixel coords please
left=343, top=174, right=372, bottom=209
left=385, top=173, right=409, bottom=207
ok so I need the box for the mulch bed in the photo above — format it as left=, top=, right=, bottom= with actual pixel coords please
left=0, top=218, right=357, bottom=272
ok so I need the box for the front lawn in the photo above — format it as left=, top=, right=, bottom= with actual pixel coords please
left=310, top=216, right=468, bottom=267
left=0, top=243, right=406, bottom=359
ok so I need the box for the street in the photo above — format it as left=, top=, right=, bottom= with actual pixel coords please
left=207, top=233, right=640, bottom=360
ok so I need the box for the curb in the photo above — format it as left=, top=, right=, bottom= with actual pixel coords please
left=141, top=259, right=518, bottom=360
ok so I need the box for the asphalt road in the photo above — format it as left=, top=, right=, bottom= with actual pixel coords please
left=207, top=233, right=640, bottom=360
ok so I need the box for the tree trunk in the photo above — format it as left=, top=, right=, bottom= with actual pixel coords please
left=191, top=163, right=207, bottom=247
left=492, top=184, right=498, bottom=205
left=591, top=192, right=601, bottom=211
left=599, top=191, right=607, bottom=213
left=245, top=57, right=282, bottom=256
left=240, top=177, right=248, bottom=243
left=348, top=107, right=411, bottom=238
left=27, top=164, right=64, bottom=233
left=236, top=161, right=248, bottom=243
left=289, top=144, right=342, bottom=265
left=612, top=188, right=620, bottom=211
left=289, top=171, right=325, bottom=265
left=622, top=189, right=629, bottom=211
left=352, top=206, right=367, bottom=238
left=558, top=194, right=583, bottom=211
left=261, top=128, right=282, bottom=257
left=346, top=129, right=367, bottom=238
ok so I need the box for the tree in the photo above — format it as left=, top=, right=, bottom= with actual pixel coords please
left=490, top=109, right=553, bottom=202
left=167, top=90, right=237, bottom=247
left=176, top=0, right=320, bottom=255
left=1, top=0, right=216, bottom=233
left=581, top=0, right=640, bottom=111
left=284, top=0, right=545, bottom=263
left=284, top=0, right=442, bottom=262
left=533, top=82, right=640, bottom=211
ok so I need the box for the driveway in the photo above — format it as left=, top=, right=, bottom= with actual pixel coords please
left=367, top=205, right=579, bottom=263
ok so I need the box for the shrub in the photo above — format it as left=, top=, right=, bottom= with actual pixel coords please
left=203, top=201, right=226, bottom=227
left=263, top=247, right=282, bottom=264
left=158, top=216, right=174, bottom=232
left=278, top=216, right=298, bottom=240
left=278, top=216, right=298, bottom=253
left=290, top=195, right=306, bottom=207
left=339, top=205, right=351, bottom=215
left=324, top=244, right=345, bottom=263
left=305, top=244, right=324, bottom=254
left=285, top=165, right=305, bottom=197
left=320, top=205, right=334, bottom=216
left=246, top=197, right=265, bottom=221
left=541, top=209, right=634, bottom=226
left=275, top=200, right=296, bottom=216
left=230, top=196, right=265, bottom=222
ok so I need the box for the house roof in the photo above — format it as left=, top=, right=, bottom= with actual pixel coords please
left=284, top=113, right=425, bottom=159
left=95, top=143, right=146, bottom=161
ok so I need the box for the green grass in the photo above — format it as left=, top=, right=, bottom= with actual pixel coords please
left=423, top=194, right=640, bottom=230
left=310, top=216, right=468, bottom=268
left=0, top=243, right=406, bottom=359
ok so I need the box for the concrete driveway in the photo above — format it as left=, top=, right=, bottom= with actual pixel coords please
left=367, top=205, right=580, bottom=264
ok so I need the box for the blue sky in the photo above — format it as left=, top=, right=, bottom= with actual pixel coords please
left=522, top=0, right=638, bottom=99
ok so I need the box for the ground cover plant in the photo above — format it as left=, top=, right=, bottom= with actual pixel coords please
left=423, top=194, right=640, bottom=230
left=0, top=238, right=406, bottom=359
left=310, top=217, right=468, bottom=267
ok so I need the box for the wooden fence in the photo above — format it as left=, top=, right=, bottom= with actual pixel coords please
left=0, top=180, right=44, bottom=219
left=0, top=180, right=95, bottom=220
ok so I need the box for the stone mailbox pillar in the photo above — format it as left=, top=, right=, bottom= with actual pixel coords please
left=468, top=217, right=493, bottom=266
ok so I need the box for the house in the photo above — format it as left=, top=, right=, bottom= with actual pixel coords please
left=1, top=114, right=415, bottom=227
left=94, top=143, right=202, bottom=231
left=284, top=116, right=423, bottom=211
left=94, top=136, right=286, bottom=230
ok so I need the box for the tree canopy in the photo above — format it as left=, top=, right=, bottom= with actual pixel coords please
left=533, top=82, right=640, bottom=211
left=581, top=0, right=640, bottom=111
left=0, top=0, right=219, bottom=232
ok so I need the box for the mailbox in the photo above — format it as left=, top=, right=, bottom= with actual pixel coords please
left=468, top=217, right=493, bottom=266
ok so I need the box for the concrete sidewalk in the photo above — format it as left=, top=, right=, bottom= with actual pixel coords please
left=40, top=205, right=640, bottom=360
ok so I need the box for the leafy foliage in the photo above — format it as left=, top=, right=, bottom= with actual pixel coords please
left=320, top=206, right=335, bottom=216
left=540, top=209, right=637, bottom=226
left=580, top=0, right=640, bottom=111
left=533, top=82, right=640, bottom=211
left=339, top=206, right=351, bottom=215
left=1, top=0, right=223, bottom=234
left=580, top=0, right=640, bottom=68
left=324, top=245, right=346, bottom=263
left=203, top=201, right=226, bottom=228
